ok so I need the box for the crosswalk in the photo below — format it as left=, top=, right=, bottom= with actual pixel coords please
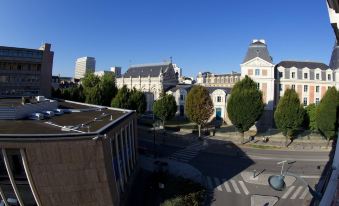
left=281, top=185, right=309, bottom=200
left=169, top=142, right=205, bottom=162
left=206, top=175, right=310, bottom=200
left=206, top=176, right=250, bottom=195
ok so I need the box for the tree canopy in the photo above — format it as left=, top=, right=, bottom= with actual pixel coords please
left=227, top=75, right=264, bottom=142
left=304, top=103, right=317, bottom=131
left=153, top=94, right=177, bottom=126
left=185, top=85, right=214, bottom=137
left=111, top=85, right=131, bottom=109
left=316, top=87, right=339, bottom=143
left=111, top=86, right=147, bottom=114
left=274, top=89, right=305, bottom=146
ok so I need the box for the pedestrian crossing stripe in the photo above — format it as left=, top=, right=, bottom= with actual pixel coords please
left=222, top=179, right=231, bottom=192
left=299, top=188, right=308, bottom=199
left=282, top=186, right=295, bottom=199
left=239, top=180, right=249, bottom=195
left=290, top=186, right=303, bottom=199
left=230, top=180, right=241, bottom=194
left=168, top=142, right=205, bottom=162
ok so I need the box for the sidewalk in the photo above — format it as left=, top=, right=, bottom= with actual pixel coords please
left=138, top=126, right=332, bottom=152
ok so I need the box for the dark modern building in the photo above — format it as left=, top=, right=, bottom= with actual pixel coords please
left=0, top=44, right=54, bottom=98
left=0, top=98, right=138, bottom=206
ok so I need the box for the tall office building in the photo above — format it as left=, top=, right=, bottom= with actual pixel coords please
left=0, top=43, right=54, bottom=97
left=74, top=57, right=96, bottom=79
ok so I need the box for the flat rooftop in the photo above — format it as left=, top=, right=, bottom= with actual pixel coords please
left=0, top=100, right=131, bottom=136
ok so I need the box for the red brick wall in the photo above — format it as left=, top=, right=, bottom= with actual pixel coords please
left=297, top=85, right=302, bottom=102
left=262, top=69, right=267, bottom=76
left=248, top=69, right=253, bottom=76
left=310, top=85, right=314, bottom=104
left=321, top=86, right=327, bottom=98
left=262, top=83, right=267, bottom=103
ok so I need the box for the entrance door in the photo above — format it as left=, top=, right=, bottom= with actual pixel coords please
left=216, top=108, right=222, bottom=120
left=180, top=105, right=184, bottom=116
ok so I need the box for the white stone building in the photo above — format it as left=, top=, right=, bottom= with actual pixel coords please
left=196, top=71, right=241, bottom=88
left=116, top=62, right=178, bottom=111
left=166, top=85, right=231, bottom=123
left=74, top=57, right=95, bottom=79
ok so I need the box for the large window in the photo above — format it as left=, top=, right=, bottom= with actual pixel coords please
left=291, top=84, right=295, bottom=90
left=291, top=72, right=295, bottom=79
left=316, top=73, right=320, bottom=80
left=304, top=73, right=308, bottom=79
left=217, top=96, right=222, bottom=102
left=255, top=69, right=260, bottom=76
left=0, top=149, right=38, bottom=206
left=316, top=86, right=320, bottom=93
left=303, top=97, right=308, bottom=106
left=304, top=85, right=308, bottom=92
left=316, top=98, right=320, bottom=105
left=328, top=74, right=332, bottom=81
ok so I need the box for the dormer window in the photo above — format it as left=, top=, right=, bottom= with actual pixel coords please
left=291, top=72, right=295, bottom=79
left=279, top=72, right=283, bottom=78
left=328, top=74, right=331, bottom=81
left=316, top=73, right=320, bottom=80
left=255, top=69, right=260, bottom=76
left=304, top=73, right=308, bottom=79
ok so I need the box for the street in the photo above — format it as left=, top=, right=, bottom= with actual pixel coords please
left=138, top=129, right=330, bottom=206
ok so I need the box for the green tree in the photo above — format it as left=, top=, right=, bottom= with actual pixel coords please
left=316, top=87, right=339, bottom=146
left=227, top=76, right=264, bottom=143
left=111, top=85, right=131, bottom=109
left=81, top=73, right=101, bottom=105
left=304, top=104, right=317, bottom=131
left=129, top=88, right=147, bottom=114
left=185, top=85, right=214, bottom=137
left=99, top=73, right=117, bottom=106
left=153, top=94, right=177, bottom=127
left=274, top=89, right=305, bottom=146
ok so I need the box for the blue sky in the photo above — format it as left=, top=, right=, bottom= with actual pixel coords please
left=0, top=0, right=335, bottom=77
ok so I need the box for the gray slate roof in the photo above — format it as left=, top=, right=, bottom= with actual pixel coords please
left=243, top=41, right=273, bottom=63
left=167, top=84, right=193, bottom=93
left=123, top=63, right=172, bottom=78
left=276, top=61, right=329, bottom=70
left=205, top=87, right=232, bottom=94
left=330, top=45, right=339, bottom=69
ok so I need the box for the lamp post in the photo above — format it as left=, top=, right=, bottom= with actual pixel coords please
left=153, top=113, right=160, bottom=158
left=268, top=160, right=322, bottom=200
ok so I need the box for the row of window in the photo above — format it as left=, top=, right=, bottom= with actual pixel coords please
left=110, top=121, right=137, bottom=194
left=279, top=84, right=331, bottom=93
left=303, top=97, right=320, bottom=106
left=0, top=63, right=41, bottom=72
left=278, top=71, right=332, bottom=81
left=0, top=75, right=40, bottom=83
left=0, top=49, right=43, bottom=59
left=206, top=77, right=239, bottom=84
left=0, top=149, right=38, bottom=206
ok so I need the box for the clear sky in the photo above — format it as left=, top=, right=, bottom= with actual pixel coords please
left=0, top=0, right=335, bottom=77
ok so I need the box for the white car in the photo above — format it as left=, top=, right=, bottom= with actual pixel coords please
left=29, top=113, right=44, bottom=120
left=43, top=111, right=55, bottom=117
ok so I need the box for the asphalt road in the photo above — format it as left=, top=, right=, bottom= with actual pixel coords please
left=138, top=132, right=331, bottom=206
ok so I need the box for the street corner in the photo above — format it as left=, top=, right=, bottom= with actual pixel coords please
left=250, top=195, right=279, bottom=206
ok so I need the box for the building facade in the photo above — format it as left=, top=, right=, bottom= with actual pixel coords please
left=0, top=99, right=138, bottom=206
left=74, top=57, right=96, bottom=79
left=116, top=62, right=178, bottom=111
left=196, top=71, right=241, bottom=88
left=0, top=43, right=54, bottom=97
left=166, top=85, right=231, bottom=123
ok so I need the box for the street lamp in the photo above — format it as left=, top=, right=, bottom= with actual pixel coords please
left=268, top=160, right=322, bottom=200
left=153, top=114, right=160, bottom=158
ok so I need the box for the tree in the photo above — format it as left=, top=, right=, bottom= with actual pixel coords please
left=111, top=85, right=131, bottom=109
left=316, top=87, right=339, bottom=146
left=99, top=73, right=117, bottom=106
left=304, top=104, right=317, bottom=131
left=129, top=88, right=147, bottom=114
left=81, top=73, right=101, bottom=105
left=227, top=76, right=264, bottom=143
left=274, top=89, right=305, bottom=146
left=185, top=85, right=214, bottom=137
left=153, top=94, right=177, bottom=127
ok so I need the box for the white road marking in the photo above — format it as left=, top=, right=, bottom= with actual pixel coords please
left=239, top=180, right=249, bottom=195
left=230, top=180, right=241, bottom=194
left=206, top=176, right=214, bottom=189
left=222, top=179, right=231, bottom=192
left=299, top=188, right=309, bottom=199
left=291, top=186, right=303, bottom=199
left=300, top=175, right=320, bottom=179
left=282, top=186, right=295, bottom=199
left=214, top=177, right=223, bottom=191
